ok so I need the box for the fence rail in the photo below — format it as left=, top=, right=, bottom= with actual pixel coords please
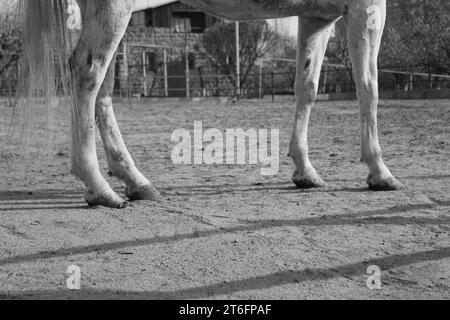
left=112, top=63, right=450, bottom=99
left=2, top=65, right=450, bottom=100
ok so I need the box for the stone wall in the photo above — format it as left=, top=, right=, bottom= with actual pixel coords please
left=119, top=27, right=234, bottom=97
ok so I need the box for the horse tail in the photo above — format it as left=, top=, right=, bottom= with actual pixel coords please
left=18, top=0, right=71, bottom=100
left=11, top=0, right=72, bottom=147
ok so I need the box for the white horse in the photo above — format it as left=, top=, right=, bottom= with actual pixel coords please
left=19, top=0, right=402, bottom=208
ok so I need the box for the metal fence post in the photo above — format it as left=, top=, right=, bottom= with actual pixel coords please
left=127, top=75, right=131, bottom=102
left=259, top=62, right=263, bottom=99
left=185, top=44, right=190, bottom=98
left=7, top=76, right=13, bottom=107
left=163, top=49, right=169, bottom=97
left=428, top=64, right=432, bottom=89
left=142, top=51, right=148, bottom=97
left=322, top=65, right=328, bottom=94
left=123, top=40, right=129, bottom=98
left=235, top=21, right=240, bottom=101
left=409, top=73, right=413, bottom=91
left=271, top=70, right=275, bottom=103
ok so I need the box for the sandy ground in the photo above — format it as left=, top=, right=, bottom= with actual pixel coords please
left=0, top=98, right=448, bottom=300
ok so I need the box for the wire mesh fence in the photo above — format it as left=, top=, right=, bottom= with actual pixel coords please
left=112, top=61, right=450, bottom=99
left=1, top=61, right=450, bottom=101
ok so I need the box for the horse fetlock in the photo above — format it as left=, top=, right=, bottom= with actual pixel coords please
left=289, top=138, right=308, bottom=157
left=71, top=162, right=112, bottom=194
left=289, top=146, right=311, bottom=171
left=108, top=162, right=151, bottom=191
left=361, top=147, right=383, bottom=166
left=70, top=165, right=83, bottom=181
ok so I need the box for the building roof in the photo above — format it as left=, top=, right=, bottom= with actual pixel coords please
left=134, top=0, right=178, bottom=12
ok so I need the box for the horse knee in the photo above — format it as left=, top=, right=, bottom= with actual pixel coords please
left=95, top=96, right=112, bottom=118
left=296, top=79, right=318, bottom=106
left=70, top=160, right=88, bottom=182
left=70, top=50, right=107, bottom=93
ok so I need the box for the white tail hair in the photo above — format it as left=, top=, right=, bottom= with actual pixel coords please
left=19, top=0, right=71, bottom=97
left=11, top=0, right=73, bottom=151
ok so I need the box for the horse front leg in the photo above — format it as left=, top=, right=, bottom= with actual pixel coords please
left=70, top=0, right=134, bottom=208
left=346, top=0, right=403, bottom=190
left=95, top=53, right=161, bottom=201
left=290, top=17, right=334, bottom=188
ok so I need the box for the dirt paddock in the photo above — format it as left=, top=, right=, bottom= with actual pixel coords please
left=0, top=99, right=448, bottom=300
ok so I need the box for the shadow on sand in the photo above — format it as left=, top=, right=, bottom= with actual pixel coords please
left=0, top=198, right=448, bottom=267
left=1, top=247, right=449, bottom=300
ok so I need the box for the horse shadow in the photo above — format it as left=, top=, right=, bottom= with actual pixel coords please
left=1, top=171, right=449, bottom=210
left=159, top=181, right=373, bottom=197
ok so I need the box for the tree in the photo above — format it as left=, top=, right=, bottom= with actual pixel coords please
left=326, top=0, right=450, bottom=91
left=194, top=21, right=279, bottom=95
left=0, top=2, right=21, bottom=102
left=399, top=0, right=450, bottom=74
left=260, top=35, right=297, bottom=95
left=0, top=4, right=22, bottom=79
left=327, top=20, right=352, bottom=69
left=328, top=0, right=450, bottom=73
left=326, top=20, right=355, bottom=91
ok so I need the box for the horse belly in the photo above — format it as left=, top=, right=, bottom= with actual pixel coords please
left=180, top=0, right=343, bottom=20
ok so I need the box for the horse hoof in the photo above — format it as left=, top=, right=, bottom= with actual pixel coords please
left=367, top=174, right=404, bottom=191
left=292, top=170, right=327, bottom=189
left=126, top=184, right=161, bottom=201
left=86, top=191, right=128, bottom=209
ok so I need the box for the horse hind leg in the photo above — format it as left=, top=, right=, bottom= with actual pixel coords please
left=70, top=0, right=134, bottom=208
left=345, top=1, right=403, bottom=190
left=95, top=53, right=161, bottom=201
left=290, top=17, right=334, bottom=188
